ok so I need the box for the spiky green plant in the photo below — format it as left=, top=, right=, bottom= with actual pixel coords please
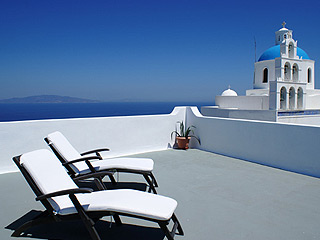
left=171, top=121, right=201, bottom=144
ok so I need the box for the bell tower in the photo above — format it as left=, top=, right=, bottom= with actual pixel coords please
left=270, top=22, right=307, bottom=110
left=275, top=22, right=293, bottom=45
left=275, top=22, right=298, bottom=60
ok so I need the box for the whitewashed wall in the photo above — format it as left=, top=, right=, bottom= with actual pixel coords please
left=0, top=107, right=185, bottom=174
left=2, top=106, right=320, bottom=178
left=306, top=94, right=320, bottom=109
left=278, top=115, right=320, bottom=126
left=187, top=107, right=320, bottom=178
left=215, top=96, right=269, bottom=110
left=201, top=107, right=276, bottom=121
left=254, top=59, right=275, bottom=89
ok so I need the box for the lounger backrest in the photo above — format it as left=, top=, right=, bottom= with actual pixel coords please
left=46, top=131, right=88, bottom=174
left=20, top=149, right=78, bottom=212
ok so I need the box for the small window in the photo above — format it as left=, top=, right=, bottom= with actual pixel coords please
left=292, top=64, right=298, bottom=82
left=297, top=88, right=303, bottom=109
left=284, top=62, right=290, bottom=80
left=284, top=34, right=287, bottom=39
left=289, top=87, right=295, bottom=109
left=263, top=68, right=268, bottom=83
left=280, top=87, right=287, bottom=110
left=308, top=68, right=312, bottom=83
left=288, top=43, right=294, bottom=58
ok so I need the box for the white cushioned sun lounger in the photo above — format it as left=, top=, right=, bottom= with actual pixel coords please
left=12, top=149, right=183, bottom=240
left=45, top=131, right=158, bottom=193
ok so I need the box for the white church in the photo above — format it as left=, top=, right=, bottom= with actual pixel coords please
left=202, top=23, right=320, bottom=126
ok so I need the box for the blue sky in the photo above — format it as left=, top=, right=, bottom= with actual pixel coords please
left=1, top=0, right=319, bottom=102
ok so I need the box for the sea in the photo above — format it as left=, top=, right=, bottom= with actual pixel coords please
left=0, top=102, right=213, bottom=122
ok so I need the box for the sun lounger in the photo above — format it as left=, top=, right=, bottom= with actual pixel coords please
left=12, top=149, right=183, bottom=240
left=44, top=131, right=158, bottom=193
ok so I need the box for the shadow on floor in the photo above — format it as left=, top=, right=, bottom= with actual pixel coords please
left=6, top=210, right=165, bottom=240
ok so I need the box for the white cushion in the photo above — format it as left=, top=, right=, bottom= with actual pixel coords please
left=21, top=149, right=177, bottom=221
left=47, top=131, right=92, bottom=174
left=21, top=149, right=79, bottom=212
left=47, top=131, right=154, bottom=173
left=79, top=157, right=154, bottom=175
left=59, top=189, right=177, bottom=221
left=47, top=131, right=82, bottom=161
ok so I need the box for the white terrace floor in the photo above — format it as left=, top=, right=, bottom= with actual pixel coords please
left=1, top=149, right=320, bottom=240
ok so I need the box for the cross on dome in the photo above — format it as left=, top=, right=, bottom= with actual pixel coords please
left=282, top=21, right=286, bottom=28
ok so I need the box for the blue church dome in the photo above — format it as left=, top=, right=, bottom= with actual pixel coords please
left=258, top=45, right=310, bottom=62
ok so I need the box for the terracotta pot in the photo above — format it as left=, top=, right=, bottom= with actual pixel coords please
left=176, top=137, right=191, bottom=149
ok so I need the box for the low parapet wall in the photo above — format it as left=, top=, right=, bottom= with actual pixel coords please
left=0, top=107, right=186, bottom=174
left=187, top=107, right=320, bottom=178
left=201, top=107, right=276, bottom=121
left=2, top=106, right=320, bottom=178
left=215, top=95, right=269, bottom=110
left=278, top=110, right=320, bottom=126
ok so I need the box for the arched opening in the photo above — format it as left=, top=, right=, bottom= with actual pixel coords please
left=289, top=87, right=295, bottom=109
left=297, top=88, right=303, bottom=109
left=308, top=68, right=312, bottom=83
left=263, top=68, right=268, bottom=83
left=284, top=62, right=291, bottom=80
left=288, top=43, right=294, bottom=58
left=280, top=87, right=287, bottom=110
left=292, top=64, right=299, bottom=82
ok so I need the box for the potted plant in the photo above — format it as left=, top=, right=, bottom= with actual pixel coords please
left=171, top=121, right=200, bottom=149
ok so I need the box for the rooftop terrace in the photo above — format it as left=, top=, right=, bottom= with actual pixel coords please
left=2, top=149, right=320, bottom=240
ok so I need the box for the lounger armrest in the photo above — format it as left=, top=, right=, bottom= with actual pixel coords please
left=63, top=156, right=101, bottom=165
left=36, top=188, right=93, bottom=201
left=73, top=170, right=114, bottom=181
left=63, top=156, right=99, bottom=173
left=80, top=148, right=110, bottom=156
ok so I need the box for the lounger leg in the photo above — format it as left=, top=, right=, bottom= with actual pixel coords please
left=143, top=174, right=157, bottom=194
left=107, top=173, right=117, bottom=185
left=150, top=172, right=159, bottom=187
left=113, top=214, right=122, bottom=226
left=172, top=213, right=184, bottom=236
left=81, top=220, right=100, bottom=240
left=82, top=220, right=101, bottom=240
left=94, top=178, right=106, bottom=191
left=159, top=222, right=174, bottom=240
left=158, top=214, right=184, bottom=240
left=69, top=194, right=101, bottom=240
left=12, top=210, right=54, bottom=237
left=94, top=173, right=116, bottom=189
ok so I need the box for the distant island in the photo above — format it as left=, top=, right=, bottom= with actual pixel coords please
left=0, top=95, right=101, bottom=103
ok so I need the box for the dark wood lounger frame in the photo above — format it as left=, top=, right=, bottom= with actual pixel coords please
left=44, top=137, right=159, bottom=193
left=12, top=155, right=184, bottom=240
